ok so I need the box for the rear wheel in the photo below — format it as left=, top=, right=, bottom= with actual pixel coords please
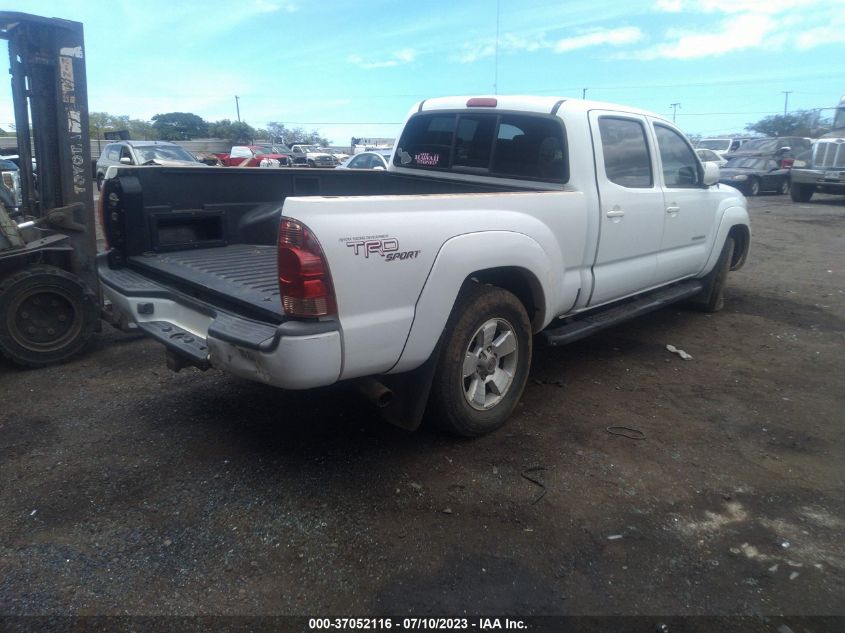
left=428, top=284, right=532, bottom=437
left=779, top=178, right=790, bottom=195
left=748, top=177, right=761, bottom=196
left=0, top=265, right=98, bottom=367
left=790, top=182, right=814, bottom=202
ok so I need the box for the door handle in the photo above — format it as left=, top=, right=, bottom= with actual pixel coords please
left=666, top=206, right=681, bottom=214
left=606, top=208, right=625, bottom=218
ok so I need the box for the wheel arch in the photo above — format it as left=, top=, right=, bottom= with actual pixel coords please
left=468, top=265, right=546, bottom=332
left=388, top=230, right=558, bottom=375
left=728, top=223, right=750, bottom=270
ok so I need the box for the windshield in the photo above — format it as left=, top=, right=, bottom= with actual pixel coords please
left=0, top=159, right=18, bottom=171
left=725, top=157, right=768, bottom=169
left=698, top=139, right=730, bottom=151
left=135, top=145, right=197, bottom=163
left=255, top=144, right=290, bottom=155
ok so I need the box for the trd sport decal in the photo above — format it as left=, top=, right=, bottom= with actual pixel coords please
left=339, top=235, right=421, bottom=261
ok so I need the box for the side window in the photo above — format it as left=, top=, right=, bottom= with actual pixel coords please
left=655, top=124, right=701, bottom=188
left=395, top=114, right=456, bottom=169
left=598, top=117, right=653, bottom=188
left=453, top=115, right=496, bottom=169
left=105, top=145, right=119, bottom=161
left=492, top=114, right=567, bottom=182
left=347, top=155, right=365, bottom=168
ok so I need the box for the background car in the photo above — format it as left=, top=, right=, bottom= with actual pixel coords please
left=337, top=150, right=392, bottom=170
left=696, top=148, right=727, bottom=167
left=718, top=157, right=790, bottom=196
left=95, top=141, right=206, bottom=189
left=723, top=136, right=812, bottom=168
left=697, top=137, right=752, bottom=156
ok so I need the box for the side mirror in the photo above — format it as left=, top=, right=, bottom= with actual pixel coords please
left=119, top=156, right=132, bottom=165
left=702, top=161, right=719, bottom=186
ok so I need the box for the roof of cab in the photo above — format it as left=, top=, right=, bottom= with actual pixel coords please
left=414, top=95, right=669, bottom=124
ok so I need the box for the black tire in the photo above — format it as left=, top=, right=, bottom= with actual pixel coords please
left=96, top=173, right=104, bottom=191
left=307, top=160, right=316, bottom=168
left=694, top=237, right=735, bottom=313
left=0, top=265, right=99, bottom=368
left=428, top=283, right=532, bottom=437
left=790, top=182, right=814, bottom=202
left=748, top=177, right=761, bottom=196
left=778, top=178, right=789, bottom=195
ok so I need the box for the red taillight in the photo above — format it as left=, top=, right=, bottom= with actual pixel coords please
left=278, top=218, right=336, bottom=317
left=781, top=158, right=794, bottom=169
left=466, top=97, right=497, bottom=107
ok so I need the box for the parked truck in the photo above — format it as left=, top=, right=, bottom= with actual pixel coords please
left=790, top=95, right=845, bottom=202
left=98, top=96, right=750, bottom=436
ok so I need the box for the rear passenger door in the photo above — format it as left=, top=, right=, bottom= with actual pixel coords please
left=651, top=121, right=716, bottom=283
left=588, top=112, right=664, bottom=305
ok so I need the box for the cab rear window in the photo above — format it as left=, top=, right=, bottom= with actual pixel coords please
left=395, top=111, right=568, bottom=183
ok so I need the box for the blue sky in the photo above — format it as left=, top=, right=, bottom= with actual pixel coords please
left=2, top=0, right=845, bottom=144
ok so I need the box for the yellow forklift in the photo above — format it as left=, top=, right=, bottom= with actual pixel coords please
left=0, top=12, right=99, bottom=367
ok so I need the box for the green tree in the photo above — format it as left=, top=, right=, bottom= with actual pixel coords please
left=208, top=119, right=256, bottom=144
left=151, top=112, right=208, bottom=140
left=745, top=110, right=832, bottom=137
left=267, top=121, right=329, bottom=146
left=89, top=112, right=156, bottom=140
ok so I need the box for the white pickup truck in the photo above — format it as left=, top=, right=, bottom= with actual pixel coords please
left=99, top=96, right=750, bottom=436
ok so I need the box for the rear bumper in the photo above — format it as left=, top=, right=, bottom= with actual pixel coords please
left=98, top=256, right=342, bottom=389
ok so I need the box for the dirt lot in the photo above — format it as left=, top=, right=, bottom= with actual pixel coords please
left=1, top=193, right=843, bottom=617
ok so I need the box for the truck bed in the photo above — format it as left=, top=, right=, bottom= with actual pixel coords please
left=128, top=244, right=282, bottom=321
left=103, top=166, right=529, bottom=321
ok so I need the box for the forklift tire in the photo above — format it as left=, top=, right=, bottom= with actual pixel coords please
left=0, top=265, right=98, bottom=368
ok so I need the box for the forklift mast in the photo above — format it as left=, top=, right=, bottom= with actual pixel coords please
left=0, top=11, right=97, bottom=292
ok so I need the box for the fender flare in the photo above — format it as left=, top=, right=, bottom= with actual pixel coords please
left=389, top=230, right=556, bottom=374
left=699, top=205, right=750, bottom=277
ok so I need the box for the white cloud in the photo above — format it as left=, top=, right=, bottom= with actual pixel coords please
left=655, top=0, right=684, bottom=12
left=795, top=24, right=845, bottom=49
left=654, top=0, right=816, bottom=14
left=635, top=0, right=845, bottom=59
left=348, top=48, right=417, bottom=69
left=631, top=13, right=774, bottom=59
left=553, top=27, right=643, bottom=52
left=254, top=0, right=297, bottom=12
left=455, top=26, right=641, bottom=63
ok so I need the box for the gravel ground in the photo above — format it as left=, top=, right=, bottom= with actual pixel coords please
left=1, top=193, right=843, bottom=616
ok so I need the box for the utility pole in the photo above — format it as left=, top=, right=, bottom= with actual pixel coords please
left=582, top=88, right=587, bottom=99
left=670, top=102, right=681, bottom=123
left=235, top=95, right=241, bottom=123
left=781, top=90, right=792, bottom=116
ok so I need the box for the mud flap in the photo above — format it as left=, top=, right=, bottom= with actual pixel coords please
left=378, top=341, right=442, bottom=432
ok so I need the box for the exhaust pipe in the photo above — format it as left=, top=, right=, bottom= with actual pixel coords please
left=357, top=378, right=393, bottom=408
